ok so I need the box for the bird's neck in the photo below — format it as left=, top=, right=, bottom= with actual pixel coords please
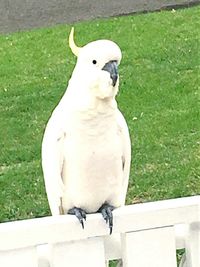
left=65, top=81, right=118, bottom=114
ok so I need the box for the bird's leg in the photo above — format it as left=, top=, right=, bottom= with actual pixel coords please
left=68, top=207, right=87, bottom=229
left=98, top=203, right=115, bottom=234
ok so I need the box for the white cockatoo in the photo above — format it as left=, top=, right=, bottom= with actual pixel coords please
left=42, top=28, right=131, bottom=234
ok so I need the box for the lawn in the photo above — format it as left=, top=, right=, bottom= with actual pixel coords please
left=0, top=5, right=199, bottom=228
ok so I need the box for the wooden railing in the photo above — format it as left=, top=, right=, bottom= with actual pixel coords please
left=0, top=196, right=199, bottom=267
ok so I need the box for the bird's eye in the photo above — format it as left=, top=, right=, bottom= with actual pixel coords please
left=92, top=60, right=97, bottom=65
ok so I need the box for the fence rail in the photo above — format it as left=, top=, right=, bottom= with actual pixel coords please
left=0, top=196, right=199, bottom=267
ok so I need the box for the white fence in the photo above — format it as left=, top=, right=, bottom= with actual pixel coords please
left=0, top=196, right=199, bottom=267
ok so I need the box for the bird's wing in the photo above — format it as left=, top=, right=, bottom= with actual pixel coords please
left=117, top=110, right=131, bottom=205
left=42, top=110, right=65, bottom=216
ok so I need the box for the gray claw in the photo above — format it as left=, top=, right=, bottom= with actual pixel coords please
left=98, top=204, right=114, bottom=235
left=68, top=207, right=87, bottom=229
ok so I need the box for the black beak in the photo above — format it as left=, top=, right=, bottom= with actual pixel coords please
left=102, top=60, right=118, bottom=87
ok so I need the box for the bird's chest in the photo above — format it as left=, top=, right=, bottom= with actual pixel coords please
left=63, top=118, right=122, bottom=175
left=63, top=111, right=121, bottom=161
left=61, top=115, right=123, bottom=212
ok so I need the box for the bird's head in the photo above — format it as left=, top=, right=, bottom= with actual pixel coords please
left=69, top=28, right=122, bottom=100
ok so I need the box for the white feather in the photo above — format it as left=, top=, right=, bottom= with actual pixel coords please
left=42, top=37, right=131, bottom=216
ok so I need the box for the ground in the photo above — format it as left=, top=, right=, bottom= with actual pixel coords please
left=0, top=5, right=199, bottom=224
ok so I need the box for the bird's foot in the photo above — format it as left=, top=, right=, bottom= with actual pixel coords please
left=68, top=207, right=87, bottom=229
left=98, top=203, right=115, bottom=234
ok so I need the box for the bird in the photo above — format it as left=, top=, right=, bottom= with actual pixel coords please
left=42, top=27, right=131, bottom=235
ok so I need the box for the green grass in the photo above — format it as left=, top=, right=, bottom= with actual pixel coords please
left=0, top=6, right=200, bottom=227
